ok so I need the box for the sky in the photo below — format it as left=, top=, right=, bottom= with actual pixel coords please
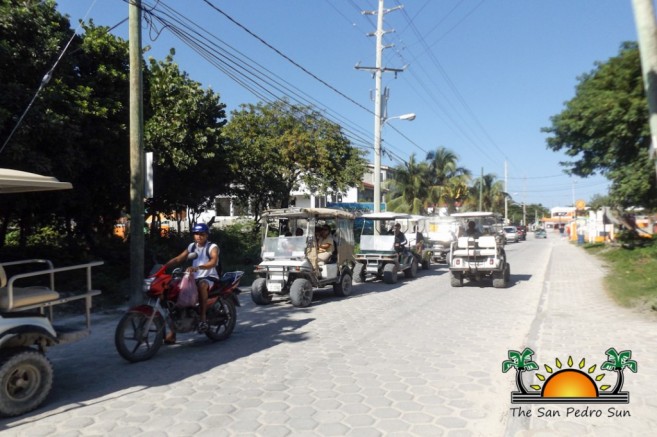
left=55, top=0, right=641, bottom=209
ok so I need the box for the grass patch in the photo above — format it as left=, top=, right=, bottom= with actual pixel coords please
left=584, top=239, right=657, bottom=308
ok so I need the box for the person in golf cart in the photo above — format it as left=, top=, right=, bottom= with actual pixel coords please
left=393, top=223, right=408, bottom=253
left=465, top=220, right=482, bottom=238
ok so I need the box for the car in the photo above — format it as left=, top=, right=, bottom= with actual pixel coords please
left=503, top=226, right=519, bottom=243
left=516, top=225, right=527, bottom=241
left=535, top=229, right=547, bottom=239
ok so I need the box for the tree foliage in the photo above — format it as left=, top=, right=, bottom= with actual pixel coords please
left=144, top=50, right=229, bottom=231
left=543, top=42, right=657, bottom=208
left=222, top=100, right=367, bottom=224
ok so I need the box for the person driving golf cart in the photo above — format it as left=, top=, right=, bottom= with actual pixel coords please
left=393, top=223, right=408, bottom=253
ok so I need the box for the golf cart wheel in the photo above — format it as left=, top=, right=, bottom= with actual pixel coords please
left=206, top=297, right=236, bottom=342
left=450, top=271, right=463, bottom=287
left=251, top=278, right=272, bottom=305
left=405, top=257, right=418, bottom=279
left=0, top=347, right=53, bottom=417
left=115, top=311, right=165, bottom=363
left=492, top=271, right=506, bottom=288
left=290, top=278, right=313, bottom=308
left=333, top=272, right=353, bottom=297
left=383, top=263, right=398, bottom=284
left=504, top=263, right=511, bottom=283
left=352, top=262, right=366, bottom=283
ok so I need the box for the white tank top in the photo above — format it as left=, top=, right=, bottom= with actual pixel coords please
left=188, top=242, right=219, bottom=280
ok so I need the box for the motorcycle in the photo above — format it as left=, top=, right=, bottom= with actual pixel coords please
left=115, top=255, right=244, bottom=362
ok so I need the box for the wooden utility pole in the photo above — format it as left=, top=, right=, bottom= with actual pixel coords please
left=632, top=0, right=657, bottom=180
left=129, top=0, right=145, bottom=305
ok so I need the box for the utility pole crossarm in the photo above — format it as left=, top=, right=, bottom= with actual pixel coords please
left=357, top=0, right=406, bottom=213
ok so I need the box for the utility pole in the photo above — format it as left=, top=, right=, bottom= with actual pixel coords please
left=129, top=0, right=145, bottom=305
left=478, top=167, right=483, bottom=211
left=356, top=0, right=404, bottom=213
left=632, top=0, right=657, bottom=180
left=504, top=161, right=508, bottom=223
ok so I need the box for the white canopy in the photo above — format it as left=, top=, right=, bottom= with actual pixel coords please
left=0, top=168, right=72, bottom=193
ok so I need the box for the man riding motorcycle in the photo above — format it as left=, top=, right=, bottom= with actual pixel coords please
left=163, top=223, right=220, bottom=340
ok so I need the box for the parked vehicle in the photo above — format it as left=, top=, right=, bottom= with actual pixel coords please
left=516, top=225, right=527, bottom=241
left=115, top=259, right=243, bottom=362
left=251, top=208, right=355, bottom=308
left=448, top=212, right=510, bottom=288
left=503, top=226, right=519, bottom=243
left=535, top=229, right=547, bottom=239
left=0, top=169, right=103, bottom=417
left=426, top=217, right=459, bottom=264
left=353, top=212, right=419, bottom=284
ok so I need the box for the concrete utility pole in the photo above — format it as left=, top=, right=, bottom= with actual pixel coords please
left=356, top=0, right=405, bottom=213
left=631, top=0, right=657, bottom=180
left=504, top=161, right=508, bottom=223
left=129, top=0, right=145, bottom=305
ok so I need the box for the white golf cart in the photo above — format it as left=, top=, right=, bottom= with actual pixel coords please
left=426, top=216, right=460, bottom=264
left=353, top=212, right=419, bottom=284
left=0, top=169, right=103, bottom=417
left=251, top=207, right=355, bottom=308
left=448, top=211, right=510, bottom=288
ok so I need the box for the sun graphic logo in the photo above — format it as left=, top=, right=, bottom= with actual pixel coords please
left=503, top=347, right=637, bottom=404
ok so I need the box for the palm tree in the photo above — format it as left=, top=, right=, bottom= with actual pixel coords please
left=502, top=348, right=539, bottom=394
left=425, top=147, right=471, bottom=212
left=465, top=173, right=506, bottom=212
left=385, top=154, right=430, bottom=214
left=601, top=348, right=638, bottom=394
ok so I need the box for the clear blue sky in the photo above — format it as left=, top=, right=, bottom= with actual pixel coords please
left=56, top=0, right=640, bottom=208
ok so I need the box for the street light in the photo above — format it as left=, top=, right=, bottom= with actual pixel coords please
left=373, top=112, right=416, bottom=212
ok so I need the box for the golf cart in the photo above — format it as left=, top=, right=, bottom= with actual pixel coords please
left=0, top=169, right=103, bottom=416
left=426, top=216, right=460, bottom=264
left=353, top=212, right=419, bottom=284
left=448, top=212, right=510, bottom=288
left=408, top=215, right=432, bottom=270
left=251, top=207, right=355, bottom=308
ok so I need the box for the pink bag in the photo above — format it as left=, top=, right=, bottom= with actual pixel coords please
left=177, top=272, right=198, bottom=307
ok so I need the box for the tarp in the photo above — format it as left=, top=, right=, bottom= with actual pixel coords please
left=0, top=168, right=72, bottom=193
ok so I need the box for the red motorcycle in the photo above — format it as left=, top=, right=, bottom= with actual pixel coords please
left=115, top=261, right=244, bottom=362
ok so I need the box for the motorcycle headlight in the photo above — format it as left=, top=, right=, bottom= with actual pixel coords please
left=143, top=277, right=155, bottom=293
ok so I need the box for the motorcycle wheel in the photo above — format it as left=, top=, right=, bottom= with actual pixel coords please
left=115, top=311, right=165, bottom=363
left=206, top=298, right=236, bottom=342
left=0, top=347, right=53, bottom=417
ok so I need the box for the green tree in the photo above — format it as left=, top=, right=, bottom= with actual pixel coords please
left=464, top=173, right=506, bottom=213
left=223, top=100, right=366, bottom=225
left=385, top=154, right=430, bottom=214
left=424, top=147, right=471, bottom=213
left=543, top=42, right=657, bottom=208
left=144, top=50, right=229, bottom=232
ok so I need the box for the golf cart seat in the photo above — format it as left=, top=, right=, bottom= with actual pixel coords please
left=0, top=260, right=102, bottom=313
left=0, top=264, right=60, bottom=310
left=452, top=236, right=497, bottom=257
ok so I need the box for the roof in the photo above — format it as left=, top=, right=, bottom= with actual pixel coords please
left=360, top=212, right=413, bottom=220
left=262, top=207, right=354, bottom=220
left=450, top=211, right=495, bottom=218
left=0, top=168, right=72, bottom=193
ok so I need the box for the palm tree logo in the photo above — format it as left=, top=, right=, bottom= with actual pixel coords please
left=600, top=348, right=638, bottom=395
left=503, top=347, right=636, bottom=404
left=502, top=347, right=538, bottom=394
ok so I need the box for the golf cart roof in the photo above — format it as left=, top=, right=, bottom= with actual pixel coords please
left=262, top=207, right=354, bottom=220
left=0, top=168, right=72, bottom=193
left=450, top=211, right=495, bottom=218
left=360, top=212, right=413, bottom=220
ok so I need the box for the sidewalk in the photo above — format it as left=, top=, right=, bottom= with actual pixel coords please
left=507, top=238, right=657, bottom=436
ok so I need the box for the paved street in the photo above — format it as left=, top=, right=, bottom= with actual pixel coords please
left=1, top=236, right=656, bottom=436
